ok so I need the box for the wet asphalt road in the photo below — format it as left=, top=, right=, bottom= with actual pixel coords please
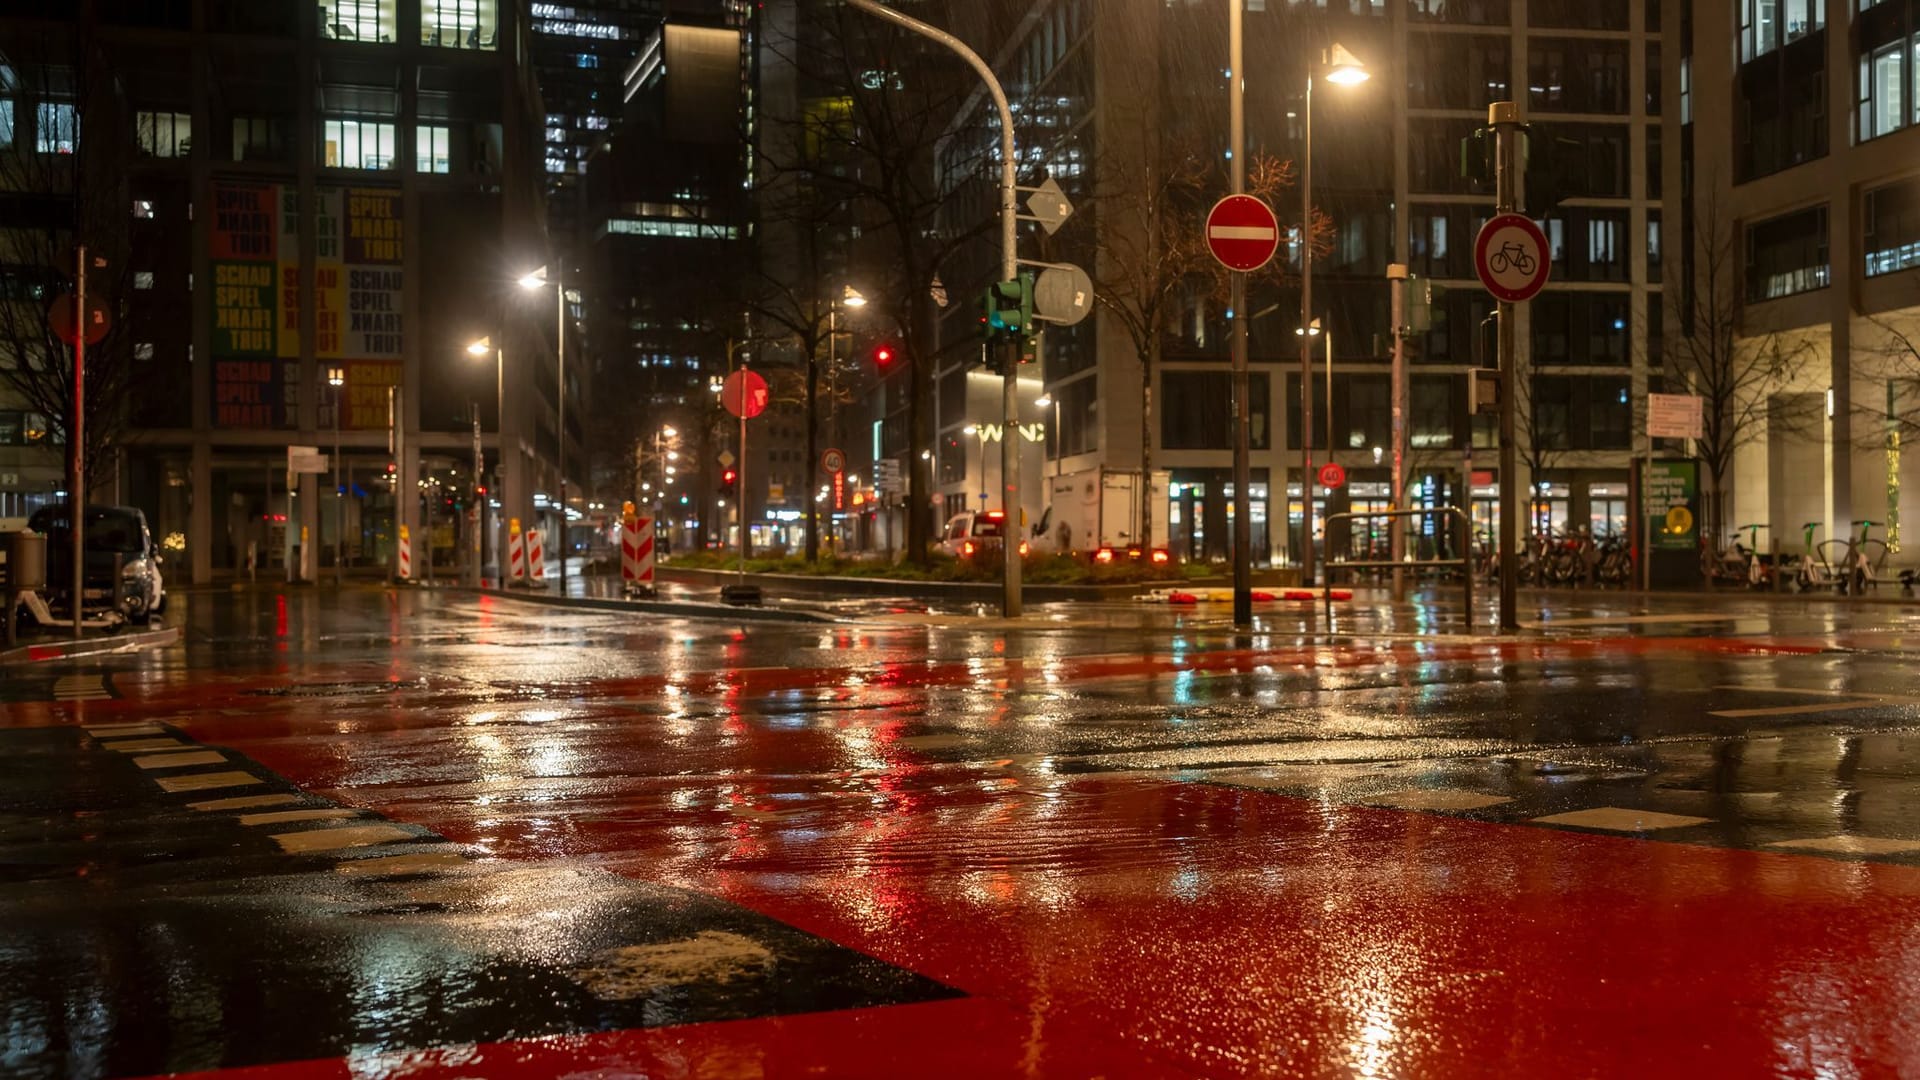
left=4, top=585, right=1920, bottom=1077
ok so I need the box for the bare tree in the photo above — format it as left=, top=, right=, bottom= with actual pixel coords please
left=1093, top=144, right=1323, bottom=550
left=0, top=24, right=150, bottom=498
left=757, top=7, right=994, bottom=564
left=1667, top=193, right=1818, bottom=546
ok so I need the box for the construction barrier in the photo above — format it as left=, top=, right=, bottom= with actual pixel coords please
left=1135, top=587, right=1352, bottom=605
left=397, top=524, right=412, bottom=580
left=506, top=517, right=525, bottom=583
left=526, top=528, right=546, bottom=585
left=621, top=511, right=656, bottom=592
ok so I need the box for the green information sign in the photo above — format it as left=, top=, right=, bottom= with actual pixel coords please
left=1646, top=459, right=1699, bottom=551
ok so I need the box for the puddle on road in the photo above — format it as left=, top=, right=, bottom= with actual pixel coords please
left=571, top=931, right=777, bottom=1000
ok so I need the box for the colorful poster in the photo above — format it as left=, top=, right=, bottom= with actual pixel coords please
left=343, top=360, right=403, bottom=431
left=1646, top=459, right=1698, bottom=551
left=210, top=183, right=275, bottom=260
left=211, top=261, right=275, bottom=356
left=212, top=359, right=290, bottom=428
left=211, top=180, right=288, bottom=426
left=344, top=188, right=403, bottom=359
left=210, top=179, right=403, bottom=430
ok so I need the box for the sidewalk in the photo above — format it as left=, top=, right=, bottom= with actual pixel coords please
left=0, top=625, right=179, bottom=665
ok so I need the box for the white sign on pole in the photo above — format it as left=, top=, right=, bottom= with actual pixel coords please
left=287, top=445, right=329, bottom=474
left=1647, top=393, right=1704, bottom=440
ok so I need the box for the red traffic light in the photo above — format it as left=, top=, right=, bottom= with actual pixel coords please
left=874, top=345, right=894, bottom=365
left=722, top=468, right=737, bottom=484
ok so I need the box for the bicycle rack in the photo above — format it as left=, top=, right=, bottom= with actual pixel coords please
left=1320, top=506, right=1472, bottom=628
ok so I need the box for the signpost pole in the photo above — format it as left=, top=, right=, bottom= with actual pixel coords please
left=1388, top=264, right=1408, bottom=602
left=1229, top=0, right=1252, bottom=629
left=70, top=246, right=86, bottom=637
left=1492, top=102, right=1522, bottom=633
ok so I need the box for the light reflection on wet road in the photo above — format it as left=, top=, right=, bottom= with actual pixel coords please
left=4, top=585, right=1920, bottom=1078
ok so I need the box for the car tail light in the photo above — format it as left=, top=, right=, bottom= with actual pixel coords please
left=1094, top=547, right=1115, bottom=564
left=1150, top=549, right=1170, bottom=564
left=962, top=541, right=975, bottom=557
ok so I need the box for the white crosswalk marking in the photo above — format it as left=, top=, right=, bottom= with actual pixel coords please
left=52, top=675, right=111, bottom=701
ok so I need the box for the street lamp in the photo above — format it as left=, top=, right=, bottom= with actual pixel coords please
left=327, top=366, right=344, bottom=586
left=519, top=263, right=570, bottom=595
left=811, top=284, right=867, bottom=562
left=1299, top=41, right=1368, bottom=590
left=963, top=424, right=991, bottom=508
left=467, top=336, right=505, bottom=583
left=1035, top=393, right=1061, bottom=481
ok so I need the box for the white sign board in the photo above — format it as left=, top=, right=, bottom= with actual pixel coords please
left=1647, top=393, right=1704, bottom=440
left=288, top=445, right=329, bottom=474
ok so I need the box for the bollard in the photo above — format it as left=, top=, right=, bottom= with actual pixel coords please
left=506, top=517, right=524, bottom=584
left=527, top=529, right=546, bottom=584
left=397, top=524, right=412, bottom=580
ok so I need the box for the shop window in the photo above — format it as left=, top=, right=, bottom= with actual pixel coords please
left=322, top=117, right=396, bottom=169
left=423, top=0, right=497, bottom=49
left=36, top=102, right=76, bottom=154
left=319, top=0, right=396, bottom=42
left=136, top=110, right=191, bottom=157
left=1860, top=39, right=1907, bottom=141
left=1865, top=176, right=1920, bottom=275
left=232, top=116, right=288, bottom=162
left=1745, top=205, right=1829, bottom=300
left=416, top=124, right=450, bottom=173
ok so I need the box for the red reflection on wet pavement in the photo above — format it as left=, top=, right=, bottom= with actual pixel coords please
left=160, top=997, right=1177, bottom=1079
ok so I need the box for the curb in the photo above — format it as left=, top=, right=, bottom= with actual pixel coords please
left=470, top=587, right=837, bottom=624
left=656, top=565, right=1181, bottom=602
left=0, top=625, right=181, bottom=665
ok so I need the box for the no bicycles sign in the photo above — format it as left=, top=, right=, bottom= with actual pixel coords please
left=1474, top=213, right=1552, bottom=303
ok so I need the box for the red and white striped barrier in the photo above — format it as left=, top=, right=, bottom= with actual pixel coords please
left=621, top=514, right=655, bottom=592
left=526, top=528, right=546, bottom=585
left=397, top=524, right=412, bottom=580
left=506, top=517, right=525, bottom=583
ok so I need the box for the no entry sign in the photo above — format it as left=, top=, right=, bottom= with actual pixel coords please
left=1474, top=213, right=1552, bottom=303
left=1205, top=194, right=1281, bottom=273
left=721, top=369, right=769, bottom=419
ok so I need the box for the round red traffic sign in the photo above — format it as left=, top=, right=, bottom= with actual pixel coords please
left=1474, top=213, right=1552, bottom=303
left=820, top=448, right=845, bottom=474
left=48, top=293, right=110, bottom=346
left=1204, top=194, right=1281, bottom=272
left=1317, top=461, right=1347, bottom=489
left=721, top=369, right=769, bottom=419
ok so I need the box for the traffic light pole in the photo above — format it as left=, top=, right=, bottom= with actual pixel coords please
left=1493, top=101, right=1521, bottom=633
left=846, top=0, right=1021, bottom=619
left=1230, top=0, right=1252, bottom=629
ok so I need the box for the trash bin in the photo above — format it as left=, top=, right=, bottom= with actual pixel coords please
left=4, top=530, right=46, bottom=591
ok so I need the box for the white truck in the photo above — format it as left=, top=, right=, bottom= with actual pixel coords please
left=1034, top=467, right=1172, bottom=562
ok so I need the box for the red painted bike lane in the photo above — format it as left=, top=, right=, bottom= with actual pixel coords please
left=152, top=718, right=1920, bottom=1072
left=63, top=630, right=1906, bottom=1078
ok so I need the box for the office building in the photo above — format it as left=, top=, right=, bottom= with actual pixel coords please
left=933, top=0, right=1668, bottom=564
left=0, top=1, right=555, bottom=583
left=1684, top=0, right=1920, bottom=557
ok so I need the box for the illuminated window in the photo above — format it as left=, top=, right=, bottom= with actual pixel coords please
left=36, top=102, right=76, bottom=154
left=322, top=117, right=396, bottom=169
left=136, top=110, right=191, bottom=157
left=320, top=0, right=396, bottom=42
left=416, top=124, right=450, bottom=173
left=423, top=0, right=497, bottom=50
left=134, top=272, right=154, bottom=289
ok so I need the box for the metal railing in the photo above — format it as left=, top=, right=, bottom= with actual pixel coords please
left=1319, top=506, right=1471, bottom=625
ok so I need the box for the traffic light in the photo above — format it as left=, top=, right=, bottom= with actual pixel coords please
left=720, top=468, right=737, bottom=497
left=981, top=273, right=1034, bottom=340
left=874, top=343, right=895, bottom=367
